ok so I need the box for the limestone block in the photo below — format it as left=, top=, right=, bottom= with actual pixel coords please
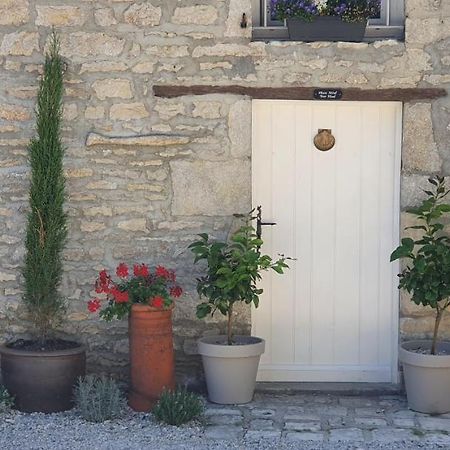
left=0, top=272, right=16, bottom=282
left=154, top=101, right=186, bottom=120
left=228, top=100, right=251, bottom=158
left=123, top=3, right=162, bottom=27
left=192, top=101, right=222, bottom=119
left=400, top=175, right=450, bottom=208
left=283, top=73, right=312, bottom=84
left=84, top=207, right=113, bottom=217
left=117, top=219, right=147, bottom=232
left=132, top=62, right=155, bottom=74
left=0, top=0, right=29, bottom=26
left=127, top=184, right=163, bottom=192
left=0, top=104, right=31, bottom=122
left=86, top=132, right=189, bottom=147
left=225, top=0, right=252, bottom=38
left=63, top=103, right=78, bottom=121
left=59, top=33, right=125, bottom=58
left=85, top=106, right=105, bottom=120
left=109, top=103, right=149, bottom=121
left=406, top=18, right=450, bottom=46
left=170, top=160, right=251, bottom=216
left=200, top=62, right=233, bottom=71
left=65, top=168, right=94, bottom=178
left=193, top=43, right=266, bottom=58
left=403, top=103, right=441, bottom=173
left=36, top=6, right=86, bottom=27
left=146, top=46, right=189, bottom=58
left=0, top=32, right=39, bottom=56
left=172, top=6, right=218, bottom=25
left=92, top=79, right=133, bottom=100
left=80, top=222, right=106, bottom=232
left=86, top=180, right=117, bottom=190
left=94, top=8, right=117, bottom=27
left=80, top=61, right=128, bottom=74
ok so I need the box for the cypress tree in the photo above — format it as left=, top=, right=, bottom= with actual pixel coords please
left=22, top=32, right=67, bottom=344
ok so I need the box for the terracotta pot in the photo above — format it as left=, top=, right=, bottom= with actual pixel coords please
left=128, top=304, right=175, bottom=411
left=0, top=344, right=85, bottom=413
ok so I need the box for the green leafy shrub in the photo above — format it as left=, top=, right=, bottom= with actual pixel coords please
left=0, top=385, right=14, bottom=413
left=190, top=210, right=290, bottom=345
left=391, top=176, right=450, bottom=355
left=152, top=388, right=204, bottom=426
left=74, top=375, right=126, bottom=422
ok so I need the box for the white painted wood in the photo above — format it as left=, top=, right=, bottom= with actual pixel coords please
left=252, top=100, right=402, bottom=383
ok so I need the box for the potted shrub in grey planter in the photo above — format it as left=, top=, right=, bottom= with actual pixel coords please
left=0, top=33, right=85, bottom=413
left=270, top=0, right=381, bottom=42
left=190, top=211, right=290, bottom=404
left=391, top=176, right=450, bottom=414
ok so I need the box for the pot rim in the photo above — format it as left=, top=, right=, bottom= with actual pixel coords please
left=198, top=335, right=265, bottom=358
left=0, top=343, right=86, bottom=358
left=131, top=303, right=174, bottom=313
left=400, top=340, right=450, bottom=368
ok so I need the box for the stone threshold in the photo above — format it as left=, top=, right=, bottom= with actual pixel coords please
left=256, top=382, right=403, bottom=396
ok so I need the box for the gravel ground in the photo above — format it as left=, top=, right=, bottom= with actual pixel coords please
left=0, top=408, right=448, bottom=450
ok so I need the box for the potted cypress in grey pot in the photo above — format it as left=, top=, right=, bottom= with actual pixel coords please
left=0, top=33, right=85, bottom=413
left=391, top=176, right=450, bottom=414
left=190, top=211, right=290, bottom=404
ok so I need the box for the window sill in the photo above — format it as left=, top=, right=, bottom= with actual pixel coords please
left=251, top=25, right=404, bottom=42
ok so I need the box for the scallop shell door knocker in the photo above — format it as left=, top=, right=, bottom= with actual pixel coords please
left=314, top=129, right=335, bottom=152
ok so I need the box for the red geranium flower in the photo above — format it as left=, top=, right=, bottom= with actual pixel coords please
left=99, top=269, right=108, bottom=281
left=88, top=298, right=101, bottom=313
left=111, top=288, right=129, bottom=304
left=116, top=263, right=129, bottom=278
left=151, top=296, right=164, bottom=308
left=133, top=263, right=149, bottom=278
left=155, top=265, right=170, bottom=279
left=170, top=286, right=183, bottom=298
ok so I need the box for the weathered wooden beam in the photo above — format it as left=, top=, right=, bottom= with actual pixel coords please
left=153, top=85, right=447, bottom=102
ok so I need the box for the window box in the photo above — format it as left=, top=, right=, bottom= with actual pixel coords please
left=287, top=17, right=366, bottom=42
left=251, top=0, right=405, bottom=42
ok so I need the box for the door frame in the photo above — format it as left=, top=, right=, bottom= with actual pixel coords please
left=251, top=99, right=402, bottom=384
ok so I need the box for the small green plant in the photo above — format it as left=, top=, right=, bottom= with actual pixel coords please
left=391, top=176, right=450, bottom=355
left=190, top=210, right=290, bottom=345
left=0, top=385, right=14, bottom=413
left=152, top=388, right=204, bottom=426
left=74, top=375, right=126, bottom=423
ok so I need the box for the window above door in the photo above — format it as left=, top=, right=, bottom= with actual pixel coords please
left=251, top=0, right=405, bottom=41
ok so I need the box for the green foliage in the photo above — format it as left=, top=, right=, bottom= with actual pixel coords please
left=0, top=385, right=14, bottom=413
left=152, top=388, right=203, bottom=426
left=190, top=211, right=290, bottom=344
left=22, top=32, right=67, bottom=341
left=74, top=375, right=126, bottom=423
left=391, top=176, right=450, bottom=354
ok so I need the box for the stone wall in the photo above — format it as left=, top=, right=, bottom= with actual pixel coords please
left=0, top=0, right=449, bottom=384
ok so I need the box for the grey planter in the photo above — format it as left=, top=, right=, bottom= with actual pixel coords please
left=400, top=340, right=450, bottom=414
left=287, top=17, right=367, bottom=42
left=198, top=335, right=265, bottom=404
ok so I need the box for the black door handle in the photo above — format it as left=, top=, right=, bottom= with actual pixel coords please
left=256, top=206, right=277, bottom=240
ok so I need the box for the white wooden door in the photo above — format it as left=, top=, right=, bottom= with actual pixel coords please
left=252, top=100, right=402, bottom=383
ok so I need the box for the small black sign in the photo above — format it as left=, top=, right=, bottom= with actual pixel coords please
left=314, top=89, right=343, bottom=100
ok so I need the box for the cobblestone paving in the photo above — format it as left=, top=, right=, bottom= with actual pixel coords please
left=204, top=392, right=450, bottom=447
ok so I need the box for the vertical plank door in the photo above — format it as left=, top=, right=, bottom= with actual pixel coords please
left=252, top=100, right=402, bottom=383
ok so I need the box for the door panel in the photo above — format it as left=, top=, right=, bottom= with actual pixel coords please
left=252, top=100, right=402, bottom=383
